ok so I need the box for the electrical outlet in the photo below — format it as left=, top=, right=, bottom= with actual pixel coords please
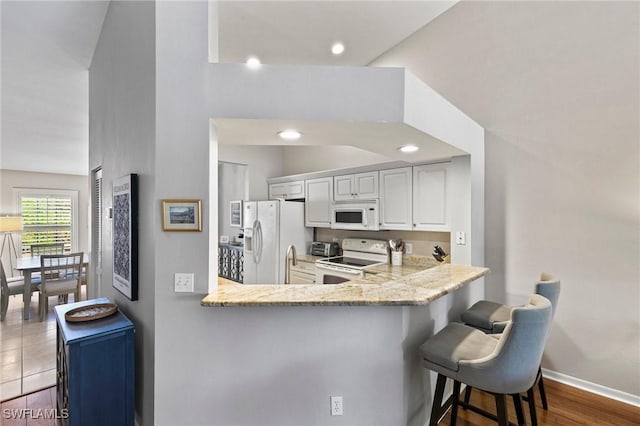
left=330, top=396, right=343, bottom=416
left=174, top=273, right=194, bottom=293
left=405, top=243, right=413, bottom=254
left=456, top=231, right=466, bottom=245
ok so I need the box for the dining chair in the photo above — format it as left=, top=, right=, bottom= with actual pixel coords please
left=30, top=243, right=65, bottom=256
left=38, top=253, right=84, bottom=322
left=421, top=294, right=553, bottom=426
left=1, top=260, right=39, bottom=321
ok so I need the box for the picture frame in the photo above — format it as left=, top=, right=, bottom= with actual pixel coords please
left=162, top=199, right=202, bottom=232
left=113, top=174, right=138, bottom=301
left=230, top=200, right=243, bottom=228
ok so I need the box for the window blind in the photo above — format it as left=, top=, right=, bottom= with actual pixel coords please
left=21, top=195, right=73, bottom=254
left=92, top=169, right=102, bottom=269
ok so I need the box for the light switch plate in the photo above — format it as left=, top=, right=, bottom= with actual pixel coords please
left=456, top=232, right=466, bottom=245
left=174, top=273, right=194, bottom=293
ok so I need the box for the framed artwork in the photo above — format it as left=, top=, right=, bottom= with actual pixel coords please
left=230, top=200, right=243, bottom=227
left=112, top=174, right=138, bottom=301
left=162, top=199, right=202, bottom=232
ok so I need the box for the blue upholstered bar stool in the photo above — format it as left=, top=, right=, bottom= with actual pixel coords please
left=461, top=273, right=561, bottom=424
left=421, top=294, right=552, bottom=426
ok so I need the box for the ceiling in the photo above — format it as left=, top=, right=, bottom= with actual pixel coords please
left=1, top=1, right=458, bottom=176
left=1, top=1, right=109, bottom=175
left=214, top=118, right=466, bottom=164
left=217, top=1, right=457, bottom=66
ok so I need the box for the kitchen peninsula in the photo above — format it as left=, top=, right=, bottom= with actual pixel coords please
left=201, top=263, right=488, bottom=307
left=201, top=262, right=488, bottom=424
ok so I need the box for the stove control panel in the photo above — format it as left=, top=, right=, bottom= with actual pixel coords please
left=342, top=238, right=388, bottom=255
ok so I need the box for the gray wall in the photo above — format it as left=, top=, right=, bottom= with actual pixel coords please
left=88, top=1, right=156, bottom=424
left=374, top=1, right=640, bottom=397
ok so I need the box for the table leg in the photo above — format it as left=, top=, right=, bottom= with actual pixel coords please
left=23, top=271, right=32, bottom=320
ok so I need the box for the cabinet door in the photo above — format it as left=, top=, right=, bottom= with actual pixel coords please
left=334, top=174, right=355, bottom=201
left=269, top=180, right=305, bottom=200
left=413, top=164, right=449, bottom=231
left=380, top=167, right=412, bottom=230
left=268, top=183, right=286, bottom=199
left=354, top=171, right=379, bottom=199
left=289, top=270, right=316, bottom=284
left=305, top=177, right=333, bottom=227
left=284, top=180, right=305, bottom=199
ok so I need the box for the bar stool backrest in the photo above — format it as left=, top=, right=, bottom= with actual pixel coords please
left=460, top=294, right=552, bottom=394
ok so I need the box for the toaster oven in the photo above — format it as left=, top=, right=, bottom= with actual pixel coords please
left=311, top=241, right=339, bottom=257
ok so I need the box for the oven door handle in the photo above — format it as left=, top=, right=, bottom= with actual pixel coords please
left=315, top=263, right=364, bottom=275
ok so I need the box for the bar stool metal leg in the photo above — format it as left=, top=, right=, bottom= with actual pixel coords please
left=511, top=393, right=525, bottom=426
left=494, top=394, right=508, bottom=426
left=527, top=387, right=538, bottom=426
left=537, top=367, right=548, bottom=410
left=429, top=374, right=447, bottom=426
left=450, top=380, right=462, bottom=426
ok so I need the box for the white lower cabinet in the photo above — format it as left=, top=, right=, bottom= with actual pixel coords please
left=305, top=177, right=333, bottom=228
left=413, top=163, right=450, bottom=231
left=379, top=167, right=413, bottom=230
left=289, top=261, right=316, bottom=284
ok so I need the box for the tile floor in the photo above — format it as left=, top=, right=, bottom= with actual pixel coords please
left=1, top=386, right=60, bottom=426
left=1, top=290, right=84, bottom=402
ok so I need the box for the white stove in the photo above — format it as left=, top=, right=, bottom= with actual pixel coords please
left=315, top=239, right=388, bottom=284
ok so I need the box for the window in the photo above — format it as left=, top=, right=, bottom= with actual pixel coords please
left=16, top=188, right=79, bottom=255
left=92, top=168, right=102, bottom=270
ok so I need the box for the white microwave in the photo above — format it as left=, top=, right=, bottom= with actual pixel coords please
left=330, top=200, right=380, bottom=231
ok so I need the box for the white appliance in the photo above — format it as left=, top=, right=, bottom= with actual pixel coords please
left=243, top=200, right=313, bottom=284
left=330, top=200, right=380, bottom=231
left=315, top=238, right=388, bottom=284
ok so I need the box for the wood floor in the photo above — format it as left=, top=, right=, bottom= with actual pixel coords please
left=440, top=378, right=640, bottom=426
left=2, top=378, right=638, bottom=425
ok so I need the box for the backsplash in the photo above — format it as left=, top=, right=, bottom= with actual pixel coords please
left=314, top=228, right=450, bottom=258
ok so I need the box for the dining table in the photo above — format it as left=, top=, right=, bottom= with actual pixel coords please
left=15, top=254, right=89, bottom=320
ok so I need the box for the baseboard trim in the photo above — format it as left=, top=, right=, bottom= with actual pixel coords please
left=542, top=368, right=640, bottom=407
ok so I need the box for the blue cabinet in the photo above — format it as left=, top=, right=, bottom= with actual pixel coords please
left=218, top=244, right=244, bottom=283
left=55, top=298, right=135, bottom=426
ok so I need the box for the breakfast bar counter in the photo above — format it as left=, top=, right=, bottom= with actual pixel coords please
left=201, top=264, right=489, bottom=307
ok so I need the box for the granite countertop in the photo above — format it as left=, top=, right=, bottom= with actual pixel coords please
left=202, top=263, right=489, bottom=307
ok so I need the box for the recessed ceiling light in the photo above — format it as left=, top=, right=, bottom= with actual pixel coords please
left=278, top=129, right=302, bottom=141
left=331, top=42, right=345, bottom=56
left=399, top=144, right=419, bottom=153
left=246, top=56, right=261, bottom=69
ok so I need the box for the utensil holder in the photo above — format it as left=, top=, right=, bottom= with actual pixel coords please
left=391, top=251, right=403, bottom=266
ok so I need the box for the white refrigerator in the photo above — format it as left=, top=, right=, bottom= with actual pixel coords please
left=242, top=200, right=312, bottom=284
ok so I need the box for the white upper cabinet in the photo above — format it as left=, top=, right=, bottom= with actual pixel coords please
left=269, top=180, right=305, bottom=200
left=333, top=171, right=379, bottom=201
left=412, top=163, right=450, bottom=231
left=305, top=177, right=333, bottom=228
left=379, top=167, right=413, bottom=230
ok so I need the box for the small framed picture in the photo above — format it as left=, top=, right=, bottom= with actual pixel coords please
left=230, top=200, right=243, bottom=227
left=162, top=199, right=202, bottom=232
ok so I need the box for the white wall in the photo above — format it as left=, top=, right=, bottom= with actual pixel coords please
left=218, top=144, right=283, bottom=200
left=88, top=1, right=156, bottom=424
left=373, top=1, right=640, bottom=397
left=0, top=169, right=89, bottom=268
left=218, top=161, right=247, bottom=242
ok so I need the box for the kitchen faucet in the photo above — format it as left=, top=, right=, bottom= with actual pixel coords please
left=284, top=245, right=297, bottom=284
